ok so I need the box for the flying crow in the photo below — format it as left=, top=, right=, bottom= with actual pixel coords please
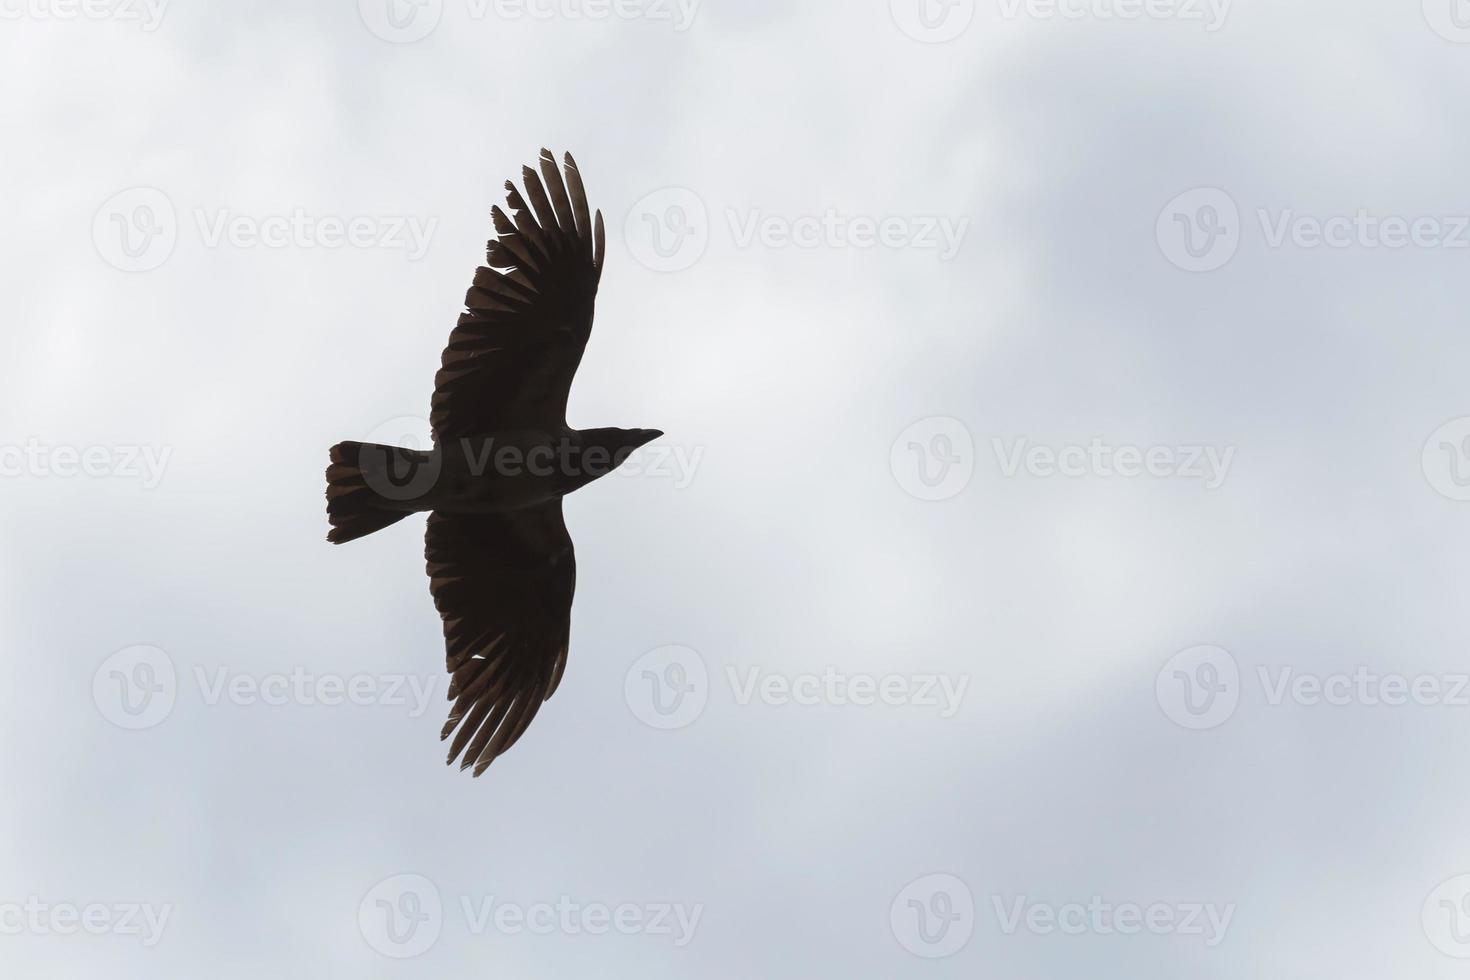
left=326, top=150, right=662, bottom=776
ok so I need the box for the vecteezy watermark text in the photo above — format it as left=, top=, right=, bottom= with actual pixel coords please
left=890, top=420, right=1235, bottom=501
left=93, top=646, right=438, bottom=731
left=354, top=431, right=699, bottom=505
left=193, top=209, right=436, bottom=259
left=887, top=874, right=1235, bottom=959
left=0, top=0, right=167, bottom=29
left=1158, top=187, right=1470, bottom=272
left=1156, top=645, right=1470, bottom=731
left=93, top=187, right=437, bottom=272
left=357, top=874, right=702, bottom=959
left=0, top=440, right=172, bottom=488
left=624, top=646, right=971, bottom=730
left=624, top=189, right=971, bottom=272
left=457, top=438, right=699, bottom=487
left=726, top=666, right=969, bottom=718
left=358, top=0, right=700, bottom=43
left=0, top=898, right=172, bottom=947
left=991, top=895, right=1235, bottom=946
left=726, top=210, right=969, bottom=261
left=996, top=0, right=1231, bottom=30
left=992, top=437, right=1235, bottom=489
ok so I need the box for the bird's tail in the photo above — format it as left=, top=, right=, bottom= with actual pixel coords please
left=325, top=441, right=433, bottom=544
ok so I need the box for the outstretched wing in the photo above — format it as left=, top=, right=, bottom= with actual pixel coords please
left=431, top=149, right=606, bottom=439
left=425, top=503, right=575, bottom=776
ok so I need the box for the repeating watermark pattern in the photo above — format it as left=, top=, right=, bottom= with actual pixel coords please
left=890, top=0, right=976, bottom=43
left=1422, top=417, right=1470, bottom=502
left=996, top=0, right=1231, bottom=30
left=358, top=416, right=441, bottom=503
left=1158, top=646, right=1470, bottom=731
left=353, top=416, right=699, bottom=505
left=625, top=647, right=971, bottom=730
left=1156, top=645, right=1240, bottom=731
left=192, top=209, right=436, bottom=259
left=890, top=876, right=1234, bottom=957
left=0, top=440, right=172, bottom=488
left=992, top=437, right=1235, bottom=489
left=460, top=895, right=702, bottom=946
left=358, top=0, right=444, bottom=42
left=625, top=646, right=709, bottom=730
left=92, top=187, right=437, bottom=271
left=1424, top=874, right=1470, bottom=958
left=1156, top=187, right=1240, bottom=272
left=92, top=187, right=177, bottom=273
left=890, top=417, right=976, bottom=502
left=92, top=646, right=178, bottom=731
left=92, top=646, right=439, bottom=731
left=890, top=874, right=975, bottom=958
left=1257, top=210, right=1470, bottom=252
left=1257, top=667, right=1470, bottom=709
left=0, top=0, right=167, bottom=29
left=727, top=667, right=969, bottom=718
left=992, top=895, right=1235, bottom=946
left=892, top=423, right=1233, bottom=500
left=444, top=438, right=699, bottom=486
left=1159, top=187, right=1470, bottom=272
left=358, top=874, right=703, bottom=958
left=359, top=875, right=442, bottom=959
left=0, top=899, right=173, bottom=947
left=617, top=444, right=701, bottom=489
left=358, top=0, right=699, bottom=42
left=624, top=190, right=971, bottom=272
left=1423, top=0, right=1470, bottom=43
left=726, top=210, right=969, bottom=261
left=624, top=188, right=710, bottom=273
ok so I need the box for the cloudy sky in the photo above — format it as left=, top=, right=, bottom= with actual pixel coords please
left=6, top=0, right=1470, bottom=976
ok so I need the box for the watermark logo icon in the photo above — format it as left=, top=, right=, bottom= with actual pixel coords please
left=1157, top=187, right=1240, bottom=272
left=1423, top=418, right=1470, bottom=501
left=359, top=874, right=443, bottom=958
left=625, top=645, right=708, bottom=730
left=1423, top=874, right=1470, bottom=957
left=625, top=188, right=709, bottom=272
left=358, top=416, right=442, bottom=503
left=93, top=187, right=177, bottom=272
left=1156, top=645, right=1239, bottom=730
left=93, top=645, right=177, bottom=730
left=359, top=0, right=443, bottom=42
left=890, top=0, right=976, bottom=43
left=1424, top=0, right=1470, bottom=42
left=890, top=873, right=975, bottom=958
left=891, top=417, right=975, bottom=501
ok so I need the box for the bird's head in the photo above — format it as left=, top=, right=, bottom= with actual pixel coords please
left=570, top=428, right=664, bottom=486
left=581, top=427, right=663, bottom=459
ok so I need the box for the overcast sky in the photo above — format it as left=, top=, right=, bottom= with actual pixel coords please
left=6, top=0, right=1470, bottom=977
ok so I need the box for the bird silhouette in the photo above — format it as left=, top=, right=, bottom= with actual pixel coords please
left=325, top=150, right=662, bottom=776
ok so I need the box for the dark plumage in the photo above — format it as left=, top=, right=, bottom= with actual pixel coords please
left=325, top=150, right=662, bottom=776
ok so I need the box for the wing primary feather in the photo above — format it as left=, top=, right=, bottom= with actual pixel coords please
left=503, top=183, right=552, bottom=262
left=488, top=209, right=540, bottom=273
left=476, top=692, right=544, bottom=775
left=461, top=695, right=517, bottom=772
left=563, top=152, right=593, bottom=252
left=594, top=210, right=606, bottom=278
left=538, top=148, right=577, bottom=238
left=519, top=166, right=562, bottom=247
left=545, top=645, right=569, bottom=699
left=446, top=695, right=497, bottom=764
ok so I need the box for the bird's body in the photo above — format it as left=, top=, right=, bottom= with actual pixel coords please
left=350, top=428, right=662, bottom=516
left=430, top=431, right=581, bottom=514
left=324, top=150, right=661, bottom=776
